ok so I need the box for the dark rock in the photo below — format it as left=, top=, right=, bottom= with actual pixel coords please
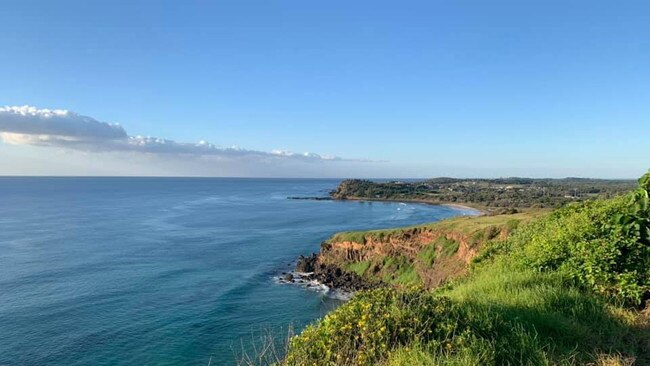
left=295, top=252, right=378, bottom=293
left=283, top=273, right=294, bottom=282
left=287, top=196, right=333, bottom=201
left=296, top=254, right=318, bottom=273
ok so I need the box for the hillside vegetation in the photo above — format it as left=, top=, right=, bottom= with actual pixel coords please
left=331, top=178, right=636, bottom=213
left=281, top=172, right=650, bottom=366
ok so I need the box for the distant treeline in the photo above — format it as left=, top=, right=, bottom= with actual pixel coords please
left=331, top=177, right=636, bottom=211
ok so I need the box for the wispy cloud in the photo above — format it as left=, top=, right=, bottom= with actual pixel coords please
left=0, top=105, right=363, bottom=162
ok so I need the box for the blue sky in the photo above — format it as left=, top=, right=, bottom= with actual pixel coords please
left=0, top=1, right=648, bottom=178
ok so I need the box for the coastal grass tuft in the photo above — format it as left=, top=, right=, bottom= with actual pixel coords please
left=417, top=244, right=437, bottom=267
left=346, top=260, right=371, bottom=277
left=437, top=236, right=459, bottom=257
left=330, top=231, right=368, bottom=244
left=381, top=256, right=422, bottom=286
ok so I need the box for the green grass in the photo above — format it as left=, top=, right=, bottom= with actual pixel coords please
left=346, top=260, right=371, bottom=277
left=437, top=236, right=460, bottom=257
left=381, top=256, right=422, bottom=286
left=327, top=210, right=545, bottom=245
left=394, top=264, right=420, bottom=286
left=384, top=340, right=493, bottom=366
left=330, top=230, right=368, bottom=244
left=440, top=261, right=642, bottom=364
left=417, top=244, right=437, bottom=266
left=384, top=260, right=649, bottom=365
left=285, top=261, right=646, bottom=366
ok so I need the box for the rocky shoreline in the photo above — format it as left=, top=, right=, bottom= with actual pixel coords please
left=294, top=253, right=376, bottom=292
left=278, top=250, right=378, bottom=299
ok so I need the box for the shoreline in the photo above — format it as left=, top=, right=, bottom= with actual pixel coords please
left=278, top=253, right=380, bottom=300
left=334, top=196, right=487, bottom=215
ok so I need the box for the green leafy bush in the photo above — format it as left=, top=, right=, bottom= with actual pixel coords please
left=511, top=171, right=650, bottom=305
left=285, top=288, right=460, bottom=366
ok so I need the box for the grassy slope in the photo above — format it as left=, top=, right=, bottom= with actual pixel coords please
left=328, top=211, right=546, bottom=245
left=385, top=262, right=648, bottom=365
left=283, top=177, right=650, bottom=366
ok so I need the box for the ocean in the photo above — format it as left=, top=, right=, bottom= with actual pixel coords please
left=0, top=177, right=477, bottom=365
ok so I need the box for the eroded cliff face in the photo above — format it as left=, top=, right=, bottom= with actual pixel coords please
left=316, top=216, right=520, bottom=289
left=320, top=227, right=506, bottom=264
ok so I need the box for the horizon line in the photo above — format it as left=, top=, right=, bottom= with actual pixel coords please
left=0, top=175, right=639, bottom=181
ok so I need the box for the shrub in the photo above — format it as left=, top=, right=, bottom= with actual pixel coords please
left=510, top=171, right=650, bottom=305
left=285, top=288, right=460, bottom=366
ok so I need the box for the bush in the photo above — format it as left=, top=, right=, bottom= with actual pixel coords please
left=509, top=172, right=650, bottom=305
left=285, top=288, right=460, bottom=366
left=284, top=263, right=644, bottom=366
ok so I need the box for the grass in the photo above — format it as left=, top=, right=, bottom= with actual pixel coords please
left=346, top=260, right=371, bottom=277
left=330, top=230, right=369, bottom=244
left=344, top=256, right=422, bottom=286
left=284, top=261, right=647, bottom=366
left=417, top=244, right=437, bottom=266
left=382, top=256, right=422, bottom=286
left=437, top=236, right=459, bottom=257
left=385, top=260, right=649, bottom=365
left=384, top=340, right=493, bottom=366
left=327, top=210, right=546, bottom=245
left=440, top=261, right=643, bottom=364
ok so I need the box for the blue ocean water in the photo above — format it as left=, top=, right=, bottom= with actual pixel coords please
left=0, top=178, right=477, bottom=365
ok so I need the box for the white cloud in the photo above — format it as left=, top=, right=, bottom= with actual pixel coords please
left=0, top=106, right=126, bottom=140
left=0, top=105, right=359, bottom=162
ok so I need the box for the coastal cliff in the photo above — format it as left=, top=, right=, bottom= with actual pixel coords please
left=297, top=211, right=542, bottom=290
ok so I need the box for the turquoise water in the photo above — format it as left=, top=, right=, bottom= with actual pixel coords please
left=0, top=178, right=477, bottom=365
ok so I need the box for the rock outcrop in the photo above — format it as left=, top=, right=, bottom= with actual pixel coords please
left=296, top=252, right=378, bottom=292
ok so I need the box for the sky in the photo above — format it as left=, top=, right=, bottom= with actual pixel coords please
left=0, top=0, right=648, bottom=178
